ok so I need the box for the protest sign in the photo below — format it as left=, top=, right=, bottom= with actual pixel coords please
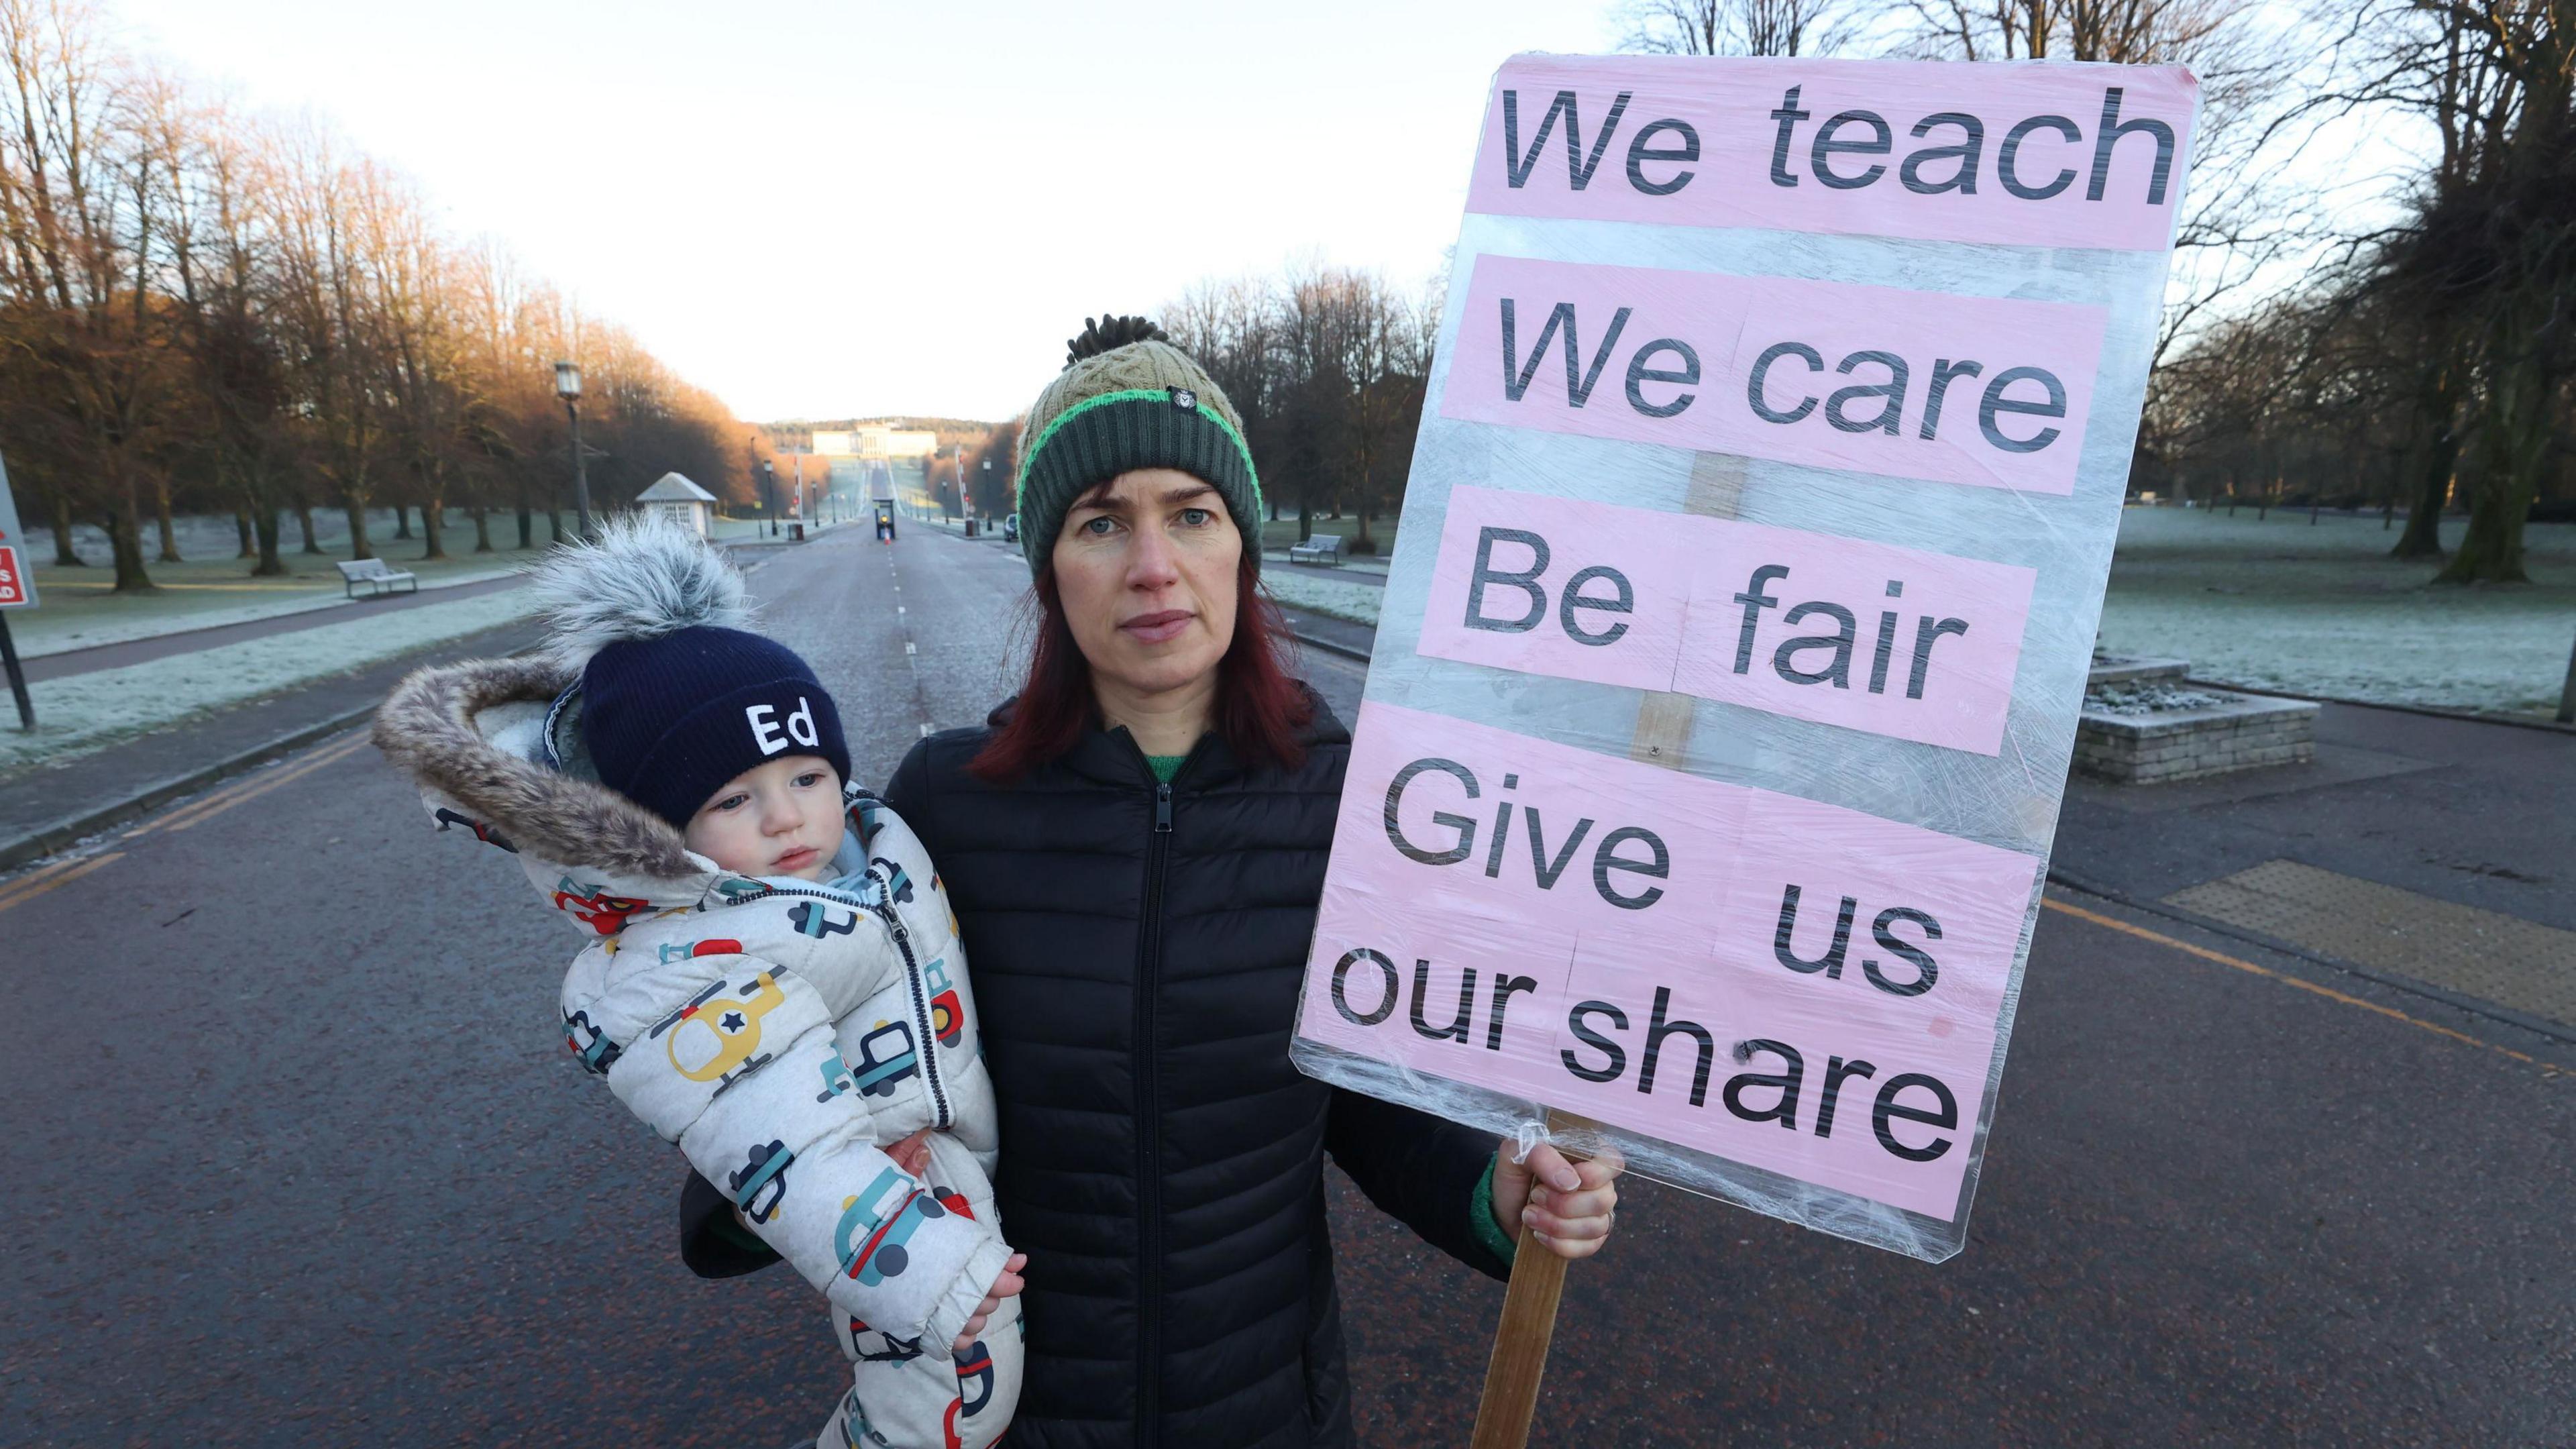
left=1291, top=53, right=2197, bottom=1270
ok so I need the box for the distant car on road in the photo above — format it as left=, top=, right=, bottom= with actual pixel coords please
left=1002, top=513, right=1019, bottom=543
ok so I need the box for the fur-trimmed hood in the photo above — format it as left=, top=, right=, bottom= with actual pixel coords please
left=373, top=653, right=722, bottom=906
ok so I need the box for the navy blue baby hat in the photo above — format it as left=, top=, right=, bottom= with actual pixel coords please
left=582, top=625, right=850, bottom=830
left=530, top=515, right=851, bottom=831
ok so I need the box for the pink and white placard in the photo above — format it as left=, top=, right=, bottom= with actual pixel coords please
left=1417, top=485, right=2037, bottom=753
left=1298, top=704, right=2038, bottom=1217
left=1466, top=54, right=2198, bottom=252
left=1444, top=254, right=2108, bottom=495
left=1295, top=52, right=2191, bottom=1260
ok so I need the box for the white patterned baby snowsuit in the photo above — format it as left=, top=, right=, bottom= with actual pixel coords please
left=377, top=655, right=1020, bottom=1449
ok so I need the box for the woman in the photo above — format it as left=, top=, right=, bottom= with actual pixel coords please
left=686, top=317, right=1621, bottom=1447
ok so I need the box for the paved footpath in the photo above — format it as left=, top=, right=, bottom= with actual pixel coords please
left=1, top=523, right=2567, bottom=1446
left=19, top=572, right=531, bottom=683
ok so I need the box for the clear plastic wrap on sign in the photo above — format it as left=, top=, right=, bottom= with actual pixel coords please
left=1288, top=53, right=2200, bottom=1263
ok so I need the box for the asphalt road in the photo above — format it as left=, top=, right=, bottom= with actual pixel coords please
left=1, top=523, right=2567, bottom=1447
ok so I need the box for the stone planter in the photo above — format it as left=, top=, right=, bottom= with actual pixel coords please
left=2074, top=686, right=2319, bottom=784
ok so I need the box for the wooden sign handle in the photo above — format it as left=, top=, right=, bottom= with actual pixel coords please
left=1468, top=1108, right=1600, bottom=1449
left=1466, top=1212, right=1573, bottom=1448
left=1467, top=451, right=1747, bottom=1448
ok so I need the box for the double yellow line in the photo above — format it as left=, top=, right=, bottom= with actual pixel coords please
left=2041, top=895, right=2568, bottom=1077
left=0, top=729, right=374, bottom=916
left=127, top=731, right=374, bottom=839
left=0, top=851, right=125, bottom=914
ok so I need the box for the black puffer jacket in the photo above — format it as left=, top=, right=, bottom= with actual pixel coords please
left=683, top=690, right=1509, bottom=1446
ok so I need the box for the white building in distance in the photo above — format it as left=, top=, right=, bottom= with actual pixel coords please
left=635, top=472, right=718, bottom=536
left=812, top=424, right=937, bottom=460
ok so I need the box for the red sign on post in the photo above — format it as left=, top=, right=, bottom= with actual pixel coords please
left=0, top=448, right=34, bottom=610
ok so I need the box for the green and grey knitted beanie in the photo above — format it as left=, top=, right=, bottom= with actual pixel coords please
left=1013, top=315, right=1263, bottom=582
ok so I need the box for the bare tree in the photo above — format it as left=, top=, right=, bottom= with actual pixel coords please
left=2336, top=0, right=2575, bottom=582
left=1619, top=0, right=1851, bottom=55
left=0, top=0, right=176, bottom=590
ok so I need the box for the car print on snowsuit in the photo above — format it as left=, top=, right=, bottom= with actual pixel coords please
left=562, top=1007, right=623, bottom=1075
left=929, top=988, right=965, bottom=1049
left=550, top=875, right=651, bottom=934
left=848, top=1019, right=919, bottom=1099
left=791, top=900, right=861, bottom=939
left=727, top=1138, right=794, bottom=1224
left=954, top=1336, right=998, bottom=1417
left=843, top=1313, right=925, bottom=1364
left=835, top=1165, right=957, bottom=1287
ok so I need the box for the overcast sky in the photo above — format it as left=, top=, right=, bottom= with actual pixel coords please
left=116, top=0, right=1617, bottom=423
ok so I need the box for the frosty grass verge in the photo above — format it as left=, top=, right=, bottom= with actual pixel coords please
left=1261, top=510, right=2572, bottom=716
left=13, top=565, right=525, bottom=659
left=1260, top=570, right=1388, bottom=627
left=0, top=589, right=541, bottom=777
left=2094, top=511, right=2573, bottom=716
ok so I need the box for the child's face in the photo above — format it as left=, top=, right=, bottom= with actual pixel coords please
left=682, top=755, right=845, bottom=881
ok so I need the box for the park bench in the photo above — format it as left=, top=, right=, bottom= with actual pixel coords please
left=1288, top=534, right=1346, bottom=567
left=336, top=557, right=419, bottom=599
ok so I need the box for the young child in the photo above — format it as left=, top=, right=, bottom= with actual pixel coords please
left=375, top=517, right=1022, bottom=1449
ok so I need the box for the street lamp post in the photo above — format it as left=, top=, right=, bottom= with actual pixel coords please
left=763, top=460, right=777, bottom=537
left=981, top=458, right=993, bottom=524
left=554, top=360, right=592, bottom=539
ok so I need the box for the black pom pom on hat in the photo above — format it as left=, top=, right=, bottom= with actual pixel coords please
left=1065, top=313, right=1166, bottom=368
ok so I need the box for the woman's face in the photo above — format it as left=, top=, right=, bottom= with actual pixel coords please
left=1051, top=468, right=1240, bottom=703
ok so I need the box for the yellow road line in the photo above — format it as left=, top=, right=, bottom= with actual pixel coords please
left=0, top=852, right=123, bottom=914
left=0, top=853, right=87, bottom=900
left=127, top=763, right=267, bottom=837
left=2041, top=894, right=2566, bottom=1076
left=162, top=734, right=372, bottom=834
left=134, top=732, right=370, bottom=837
left=127, top=761, right=282, bottom=837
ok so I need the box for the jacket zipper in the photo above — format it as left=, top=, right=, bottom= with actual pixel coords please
left=714, top=877, right=953, bottom=1130
left=1136, top=778, right=1173, bottom=1444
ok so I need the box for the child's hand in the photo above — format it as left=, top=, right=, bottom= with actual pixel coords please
left=953, top=1252, right=1026, bottom=1355
left=887, top=1128, right=932, bottom=1178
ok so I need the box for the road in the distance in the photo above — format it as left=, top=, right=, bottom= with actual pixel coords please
left=0, top=521, right=2565, bottom=1446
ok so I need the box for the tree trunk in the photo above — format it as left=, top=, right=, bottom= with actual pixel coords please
left=471, top=504, right=492, bottom=553
left=295, top=501, right=322, bottom=554
left=107, top=462, right=154, bottom=593
left=248, top=496, right=285, bottom=578
left=2437, top=356, right=2546, bottom=584
left=49, top=490, right=84, bottom=565
left=419, top=487, right=447, bottom=560
left=392, top=502, right=413, bottom=540
left=2390, top=355, right=2458, bottom=559
left=2439, top=481, right=2532, bottom=582
left=517, top=505, right=532, bottom=549
left=107, top=513, right=152, bottom=592
left=235, top=508, right=254, bottom=558
left=1297, top=503, right=1311, bottom=543
left=155, top=477, right=182, bottom=564
left=546, top=506, right=564, bottom=543
left=344, top=496, right=374, bottom=561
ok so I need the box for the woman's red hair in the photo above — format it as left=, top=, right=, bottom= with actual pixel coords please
left=971, top=547, right=1314, bottom=783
